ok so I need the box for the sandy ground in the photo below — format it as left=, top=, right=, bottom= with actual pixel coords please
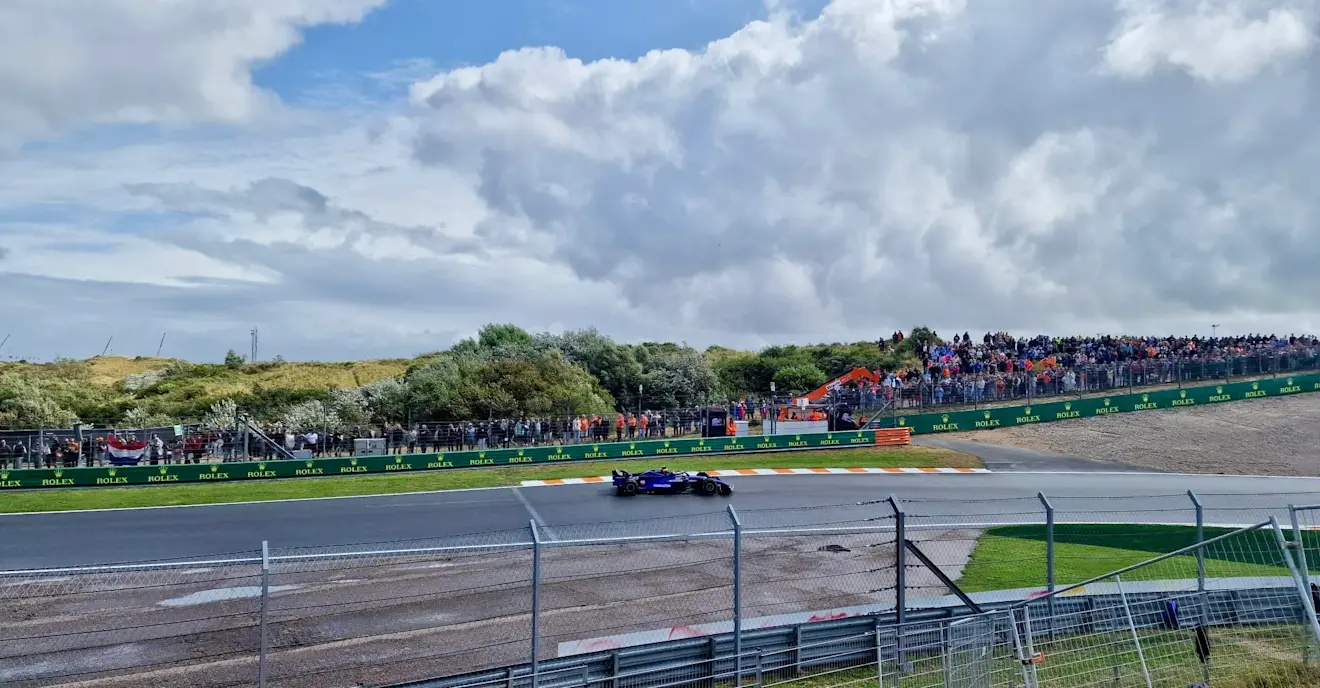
left=0, top=528, right=978, bottom=688
left=943, top=392, right=1320, bottom=476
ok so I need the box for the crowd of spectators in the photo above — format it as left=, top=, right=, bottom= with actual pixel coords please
left=3, top=332, right=1317, bottom=469
left=840, top=332, right=1320, bottom=409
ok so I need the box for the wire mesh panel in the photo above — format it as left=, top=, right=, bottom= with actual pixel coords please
left=946, top=614, right=996, bottom=688
left=0, top=553, right=264, bottom=688
left=262, top=529, right=534, bottom=687
left=1012, top=520, right=1318, bottom=688
left=542, top=512, right=735, bottom=664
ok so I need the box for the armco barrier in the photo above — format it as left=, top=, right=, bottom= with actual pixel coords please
left=873, top=372, right=1320, bottom=434
left=0, top=429, right=879, bottom=489
left=1, top=373, right=1316, bottom=490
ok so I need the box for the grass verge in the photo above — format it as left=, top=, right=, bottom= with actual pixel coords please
left=0, top=445, right=976, bottom=514
left=957, top=524, right=1316, bottom=593
left=767, top=626, right=1318, bottom=688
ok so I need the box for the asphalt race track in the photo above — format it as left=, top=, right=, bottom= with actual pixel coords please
left=5, top=470, right=1320, bottom=570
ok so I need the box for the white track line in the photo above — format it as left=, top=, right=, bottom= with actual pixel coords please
left=519, top=466, right=988, bottom=486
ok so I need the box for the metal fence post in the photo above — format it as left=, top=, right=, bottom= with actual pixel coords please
left=1115, top=575, right=1154, bottom=688
left=530, top=520, right=543, bottom=688
left=1290, top=505, right=1313, bottom=665
left=1271, top=517, right=1320, bottom=647
left=259, top=540, right=269, bottom=688
left=1036, top=492, right=1055, bottom=636
left=1188, top=491, right=1205, bottom=593
left=887, top=494, right=905, bottom=687
left=728, top=505, right=743, bottom=688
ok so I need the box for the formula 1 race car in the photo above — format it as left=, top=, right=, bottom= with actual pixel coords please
left=611, top=468, right=733, bottom=497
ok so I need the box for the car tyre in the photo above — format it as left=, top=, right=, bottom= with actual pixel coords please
left=619, top=481, right=639, bottom=496
left=699, top=480, right=718, bottom=496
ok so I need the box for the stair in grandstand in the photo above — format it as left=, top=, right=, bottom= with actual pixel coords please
left=240, top=417, right=297, bottom=461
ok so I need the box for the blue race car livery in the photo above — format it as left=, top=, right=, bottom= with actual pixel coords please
left=611, top=468, right=733, bottom=497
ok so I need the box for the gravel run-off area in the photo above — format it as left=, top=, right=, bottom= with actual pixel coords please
left=0, top=528, right=978, bottom=688
left=944, top=392, right=1320, bottom=476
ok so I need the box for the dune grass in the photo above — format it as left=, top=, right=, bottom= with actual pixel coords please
left=0, top=445, right=977, bottom=514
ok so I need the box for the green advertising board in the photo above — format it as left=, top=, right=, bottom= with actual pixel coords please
left=869, top=373, right=1320, bottom=434
left=0, top=430, right=879, bottom=490
left=3, top=373, right=1318, bottom=490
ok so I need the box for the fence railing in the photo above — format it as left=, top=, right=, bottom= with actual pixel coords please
left=7, top=492, right=1320, bottom=687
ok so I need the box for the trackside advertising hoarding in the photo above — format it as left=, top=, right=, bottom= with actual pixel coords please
left=0, top=431, right=878, bottom=489
left=868, top=373, right=1320, bottom=435
left=2, top=374, right=1317, bottom=489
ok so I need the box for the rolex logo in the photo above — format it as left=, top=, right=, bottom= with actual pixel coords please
left=53, top=470, right=63, bottom=478
left=1216, top=386, right=1223, bottom=394
left=258, top=463, right=266, bottom=471
left=898, top=418, right=906, bottom=426
left=478, top=452, right=485, bottom=459
left=555, top=447, right=563, bottom=454
left=1141, top=394, right=1148, bottom=402
left=109, top=469, right=118, bottom=476
left=1103, top=399, right=1111, bottom=406
left=305, top=460, right=314, bottom=468
left=0, top=472, right=7, bottom=480
left=394, top=457, right=403, bottom=463
left=699, top=439, right=705, bottom=445
left=826, top=434, right=833, bottom=440
left=628, top=443, right=635, bottom=449
left=518, top=449, right=525, bottom=456
left=1179, top=391, right=1186, bottom=398
left=158, top=466, right=167, bottom=474
left=942, top=415, right=950, bottom=422
left=209, top=465, right=217, bottom=472
left=1064, top=402, right=1071, bottom=410
left=1287, top=378, right=1294, bottom=385
left=795, top=435, right=801, bottom=441
left=1252, top=382, right=1259, bottom=390
left=1022, top=409, right=1030, bottom=416
left=592, top=445, right=599, bottom=451
left=664, top=441, right=671, bottom=447
left=984, top=411, right=991, bottom=418
left=351, top=458, right=358, bottom=466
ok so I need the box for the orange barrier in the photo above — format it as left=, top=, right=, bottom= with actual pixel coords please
left=873, top=428, right=912, bottom=447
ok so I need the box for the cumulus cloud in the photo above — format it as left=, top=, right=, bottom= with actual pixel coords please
left=3, top=0, right=1320, bottom=361
left=407, top=0, right=1320, bottom=339
left=0, top=0, right=387, bottom=147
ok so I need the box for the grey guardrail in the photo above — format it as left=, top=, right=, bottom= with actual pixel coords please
left=390, top=579, right=1307, bottom=688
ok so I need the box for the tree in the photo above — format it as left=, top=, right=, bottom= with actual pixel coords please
left=224, top=350, right=246, bottom=369
left=772, top=363, right=828, bottom=394
left=477, top=323, right=535, bottom=350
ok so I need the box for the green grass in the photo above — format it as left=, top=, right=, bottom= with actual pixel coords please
left=957, top=524, right=1315, bottom=593
left=0, top=445, right=976, bottom=514
left=756, top=627, right=1317, bottom=688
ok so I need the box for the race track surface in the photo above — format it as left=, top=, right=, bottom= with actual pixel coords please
left=4, top=471, right=1320, bottom=570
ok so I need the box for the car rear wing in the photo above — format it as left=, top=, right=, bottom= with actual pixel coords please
left=611, top=469, right=631, bottom=479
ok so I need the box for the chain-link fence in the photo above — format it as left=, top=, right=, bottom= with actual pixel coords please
left=7, top=498, right=1320, bottom=687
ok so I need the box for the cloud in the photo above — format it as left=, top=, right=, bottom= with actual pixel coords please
left=1102, top=0, right=1314, bottom=84
left=4, top=0, right=1320, bottom=362
left=0, top=0, right=388, bottom=147
left=407, top=0, right=1320, bottom=339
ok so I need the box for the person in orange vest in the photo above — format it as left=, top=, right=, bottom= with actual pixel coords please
left=639, top=413, right=649, bottom=438
left=615, top=413, right=625, bottom=441
left=627, top=413, right=638, bottom=439
left=726, top=416, right=736, bottom=437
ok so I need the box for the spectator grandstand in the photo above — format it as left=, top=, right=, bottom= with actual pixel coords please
left=2, top=332, right=1316, bottom=470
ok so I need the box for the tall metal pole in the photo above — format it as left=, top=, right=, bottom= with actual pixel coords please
left=259, top=540, right=270, bottom=688
left=887, top=494, right=905, bottom=687
left=530, top=520, right=543, bottom=688
left=728, top=505, right=743, bottom=687
left=1290, top=506, right=1313, bottom=606
left=1273, top=517, right=1320, bottom=647
left=1116, top=575, right=1154, bottom=688
left=1188, top=491, right=1205, bottom=593
left=1037, top=492, right=1056, bottom=636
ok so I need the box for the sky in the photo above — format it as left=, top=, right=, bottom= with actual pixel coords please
left=0, top=0, right=1317, bottom=363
